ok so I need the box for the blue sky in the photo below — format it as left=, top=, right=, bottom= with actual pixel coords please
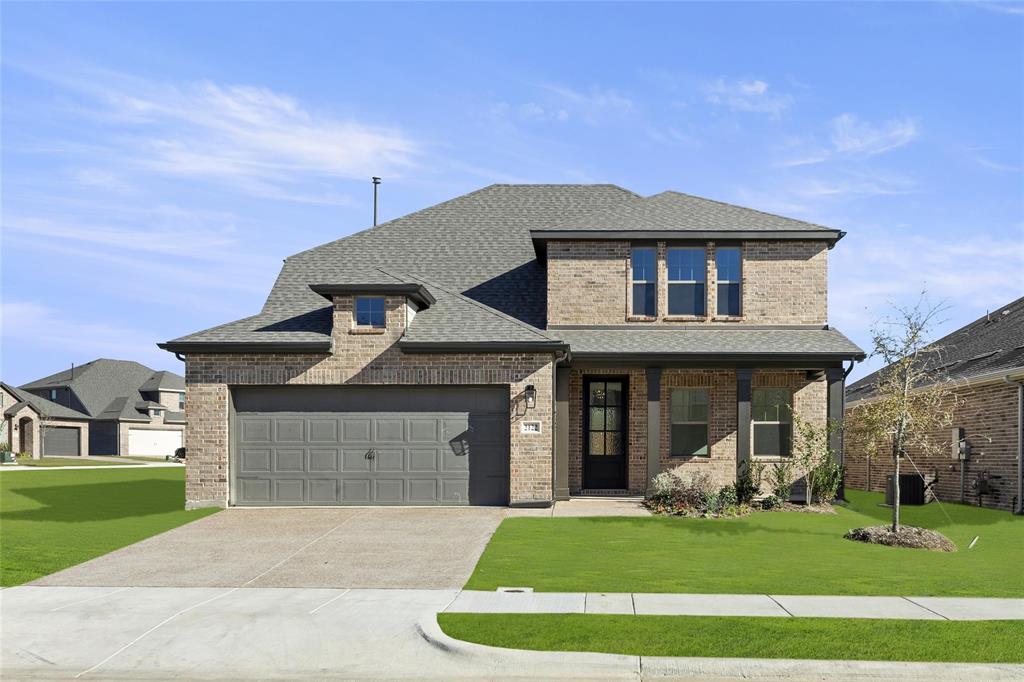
left=2, top=2, right=1022, bottom=385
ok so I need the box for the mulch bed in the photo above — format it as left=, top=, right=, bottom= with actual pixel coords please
left=844, top=524, right=957, bottom=552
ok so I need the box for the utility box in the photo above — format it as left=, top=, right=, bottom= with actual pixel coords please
left=885, top=474, right=927, bottom=505
left=952, top=427, right=969, bottom=460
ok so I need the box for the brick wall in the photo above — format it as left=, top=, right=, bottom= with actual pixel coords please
left=546, top=240, right=828, bottom=326
left=184, top=294, right=554, bottom=508
left=845, top=381, right=1020, bottom=512
left=566, top=367, right=827, bottom=495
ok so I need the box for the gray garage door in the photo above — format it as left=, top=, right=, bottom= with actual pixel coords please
left=231, top=386, right=510, bottom=507
left=42, top=426, right=80, bottom=456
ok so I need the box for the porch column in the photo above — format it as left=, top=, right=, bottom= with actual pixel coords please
left=645, top=367, right=662, bottom=493
left=736, top=369, right=753, bottom=475
left=554, top=366, right=571, bottom=500
left=826, top=367, right=846, bottom=500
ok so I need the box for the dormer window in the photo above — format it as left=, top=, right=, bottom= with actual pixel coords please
left=355, top=296, right=385, bottom=328
left=630, top=247, right=657, bottom=317
left=716, top=247, right=742, bottom=316
left=667, top=247, right=706, bottom=316
left=49, top=389, right=57, bottom=400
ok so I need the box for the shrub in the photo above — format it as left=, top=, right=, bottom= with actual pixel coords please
left=769, top=460, right=796, bottom=501
left=811, top=458, right=843, bottom=503
left=718, top=485, right=738, bottom=508
left=761, top=495, right=782, bottom=510
left=646, top=467, right=741, bottom=517
left=734, top=461, right=762, bottom=505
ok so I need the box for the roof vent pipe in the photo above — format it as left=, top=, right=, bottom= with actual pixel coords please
left=372, top=176, right=381, bottom=226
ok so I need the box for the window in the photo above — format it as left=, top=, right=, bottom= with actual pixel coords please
left=716, top=247, right=742, bottom=316
left=178, top=394, right=185, bottom=410
left=670, top=389, right=709, bottom=456
left=631, top=247, right=656, bottom=317
left=752, top=388, right=792, bottom=457
left=667, top=247, right=706, bottom=316
left=153, top=409, right=163, bottom=417
left=49, top=389, right=57, bottom=400
left=354, top=296, right=385, bottom=327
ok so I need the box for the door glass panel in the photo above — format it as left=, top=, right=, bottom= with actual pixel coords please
left=589, top=383, right=607, bottom=406
left=605, top=383, right=623, bottom=406
left=604, top=406, right=620, bottom=430
left=589, top=432, right=606, bottom=455
left=588, top=407, right=605, bottom=430
left=605, top=433, right=623, bottom=456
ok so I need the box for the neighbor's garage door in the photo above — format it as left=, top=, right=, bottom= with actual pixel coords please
left=231, top=386, right=509, bottom=507
left=42, top=426, right=80, bottom=456
left=128, top=429, right=183, bottom=456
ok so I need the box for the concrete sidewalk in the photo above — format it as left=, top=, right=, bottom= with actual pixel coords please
left=445, top=590, right=1024, bottom=621
left=4, top=586, right=1022, bottom=680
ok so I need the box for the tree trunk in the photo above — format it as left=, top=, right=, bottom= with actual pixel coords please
left=892, top=440, right=901, bottom=532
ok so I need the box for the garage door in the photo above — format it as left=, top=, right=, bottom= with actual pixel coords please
left=128, top=429, right=183, bottom=456
left=42, top=426, right=80, bottom=456
left=231, top=386, right=509, bottom=506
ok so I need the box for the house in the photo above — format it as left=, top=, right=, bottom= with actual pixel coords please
left=845, top=297, right=1024, bottom=513
left=160, top=184, right=865, bottom=509
left=7, top=360, right=186, bottom=457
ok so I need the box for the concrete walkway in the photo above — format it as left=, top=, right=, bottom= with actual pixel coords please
left=4, top=586, right=1022, bottom=680
left=445, top=590, right=1024, bottom=621
left=0, top=456, right=182, bottom=471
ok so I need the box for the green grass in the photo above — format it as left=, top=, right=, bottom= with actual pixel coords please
left=438, top=613, right=1024, bottom=663
left=11, top=455, right=142, bottom=467
left=0, top=468, right=218, bottom=586
left=467, top=490, right=1023, bottom=597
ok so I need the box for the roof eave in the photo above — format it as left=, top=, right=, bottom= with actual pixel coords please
left=158, top=341, right=332, bottom=355
left=309, top=283, right=436, bottom=309
left=569, top=351, right=865, bottom=365
left=398, top=340, right=568, bottom=354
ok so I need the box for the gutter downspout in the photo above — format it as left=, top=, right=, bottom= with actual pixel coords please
left=551, top=348, right=570, bottom=505
left=1004, top=374, right=1024, bottom=515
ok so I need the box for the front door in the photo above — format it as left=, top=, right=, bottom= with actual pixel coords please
left=583, top=377, right=628, bottom=489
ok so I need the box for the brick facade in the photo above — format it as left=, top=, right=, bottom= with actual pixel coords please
left=184, top=293, right=554, bottom=508
left=546, top=240, right=827, bottom=326
left=845, top=380, right=1020, bottom=512
left=566, top=368, right=827, bottom=495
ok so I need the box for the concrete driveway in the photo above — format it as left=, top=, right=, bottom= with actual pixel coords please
left=31, top=507, right=509, bottom=589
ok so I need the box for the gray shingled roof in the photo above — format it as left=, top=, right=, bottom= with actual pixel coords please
left=164, top=185, right=637, bottom=347
left=0, top=382, right=89, bottom=421
left=20, top=359, right=183, bottom=423
left=553, top=327, right=864, bottom=358
left=847, top=296, right=1024, bottom=402
left=139, top=370, right=185, bottom=392
left=539, top=191, right=837, bottom=233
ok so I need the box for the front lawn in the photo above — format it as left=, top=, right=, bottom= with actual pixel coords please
left=11, top=455, right=143, bottom=467
left=467, top=490, right=1023, bottom=597
left=0, top=468, right=218, bottom=586
left=438, top=613, right=1024, bottom=663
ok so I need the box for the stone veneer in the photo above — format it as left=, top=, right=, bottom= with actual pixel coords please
left=184, top=294, right=554, bottom=508
left=568, top=368, right=827, bottom=495
left=845, top=380, right=1020, bottom=512
left=547, top=240, right=828, bottom=326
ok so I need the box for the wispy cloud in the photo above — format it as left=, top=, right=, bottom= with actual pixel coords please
left=965, top=146, right=1023, bottom=173
left=775, top=113, right=919, bottom=167
left=533, top=83, right=635, bottom=124
left=703, top=79, right=792, bottom=117
left=973, top=2, right=1024, bottom=15
left=830, top=113, right=918, bottom=157
left=10, top=64, right=419, bottom=204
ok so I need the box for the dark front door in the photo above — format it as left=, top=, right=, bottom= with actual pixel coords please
left=584, top=377, right=628, bottom=489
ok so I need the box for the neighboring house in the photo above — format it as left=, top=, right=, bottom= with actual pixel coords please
left=160, top=184, right=865, bottom=509
left=12, top=360, right=186, bottom=457
left=2, top=382, right=91, bottom=458
left=845, top=297, right=1024, bottom=513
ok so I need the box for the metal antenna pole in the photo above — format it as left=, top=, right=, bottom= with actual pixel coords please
left=372, top=177, right=381, bottom=226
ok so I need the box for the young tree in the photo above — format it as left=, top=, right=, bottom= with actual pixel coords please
left=850, top=294, right=958, bottom=531
left=791, top=413, right=842, bottom=505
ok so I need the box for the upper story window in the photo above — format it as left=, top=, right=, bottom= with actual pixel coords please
left=49, top=389, right=57, bottom=400
left=178, top=394, right=185, bottom=410
left=153, top=408, right=164, bottom=417
left=752, top=388, right=792, bottom=457
left=670, top=388, right=709, bottom=456
left=667, top=247, right=706, bottom=316
left=354, top=296, right=385, bottom=328
left=716, top=247, right=742, bottom=316
left=630, top=247, right=657, bottom=317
